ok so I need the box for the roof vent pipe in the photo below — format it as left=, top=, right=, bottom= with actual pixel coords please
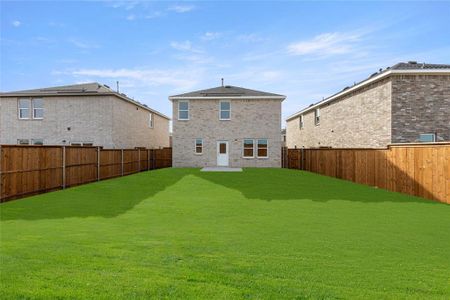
left=221, top=78, right=224, bottom=87
left=116, top=81, right=120, bottom=93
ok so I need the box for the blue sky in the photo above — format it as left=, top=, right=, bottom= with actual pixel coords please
left=1, top=1, right=449, bottom=124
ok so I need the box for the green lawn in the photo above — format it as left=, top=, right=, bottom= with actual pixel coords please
left=1, top=168, right=449, bottom=299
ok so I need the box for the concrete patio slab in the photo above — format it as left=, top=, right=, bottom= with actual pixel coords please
left=201, top=167, right=243, bottom=172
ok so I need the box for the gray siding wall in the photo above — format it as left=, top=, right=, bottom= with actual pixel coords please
left=391, top=75, right=450, bottom=143
left=172, top=99, right=282, bottom=168
left=286, top=78, right=392, bottom=148
left=0, top=95, right=169, bottom=149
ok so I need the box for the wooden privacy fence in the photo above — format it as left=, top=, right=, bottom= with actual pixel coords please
left=0, top=145, right=172, bottom=202
left=282, top=144, right=450, bottom=204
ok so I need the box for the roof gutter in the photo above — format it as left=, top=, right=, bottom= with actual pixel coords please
left=286, top=68, right=450, bottom=121
left=169, top=95, right=286, bottom=101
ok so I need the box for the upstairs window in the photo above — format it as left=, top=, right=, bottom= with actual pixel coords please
left=243, top=139, right=254, bottom=158
left=178, top=101, right=189, bottom=120
left=314, top=108, right=320, bottom=126
left=31, top=139, right=44, bottom=145
left=419, top=133, right=435, bottom=142
left=17, top=139, right=29, bottom=145
left=18, top=99, right=31, bottom=119
left=32, top=99, right=44, bottom=119
left=219, top=101, right=231, bottom=120
left=195, top=138, right=203, bottom=154
left=257, top=139, right=268, bottom=158
left=149, top=113, right=154, bottom=128
left=299, top=115, right=304, bottom=129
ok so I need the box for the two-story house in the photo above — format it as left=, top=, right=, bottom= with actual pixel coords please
left=286, top=62, right=450, bottom=148
left=169, top=85, right=286, bottom=167
left=0, top=83, right=170, bottom=149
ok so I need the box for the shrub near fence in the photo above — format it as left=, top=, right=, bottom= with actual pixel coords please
left=282, top=143, right=450, bottom=204
left=0, top=145, right=172, bottom=202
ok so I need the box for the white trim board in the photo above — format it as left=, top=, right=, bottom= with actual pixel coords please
left=169, top=95, right=286, bottom=100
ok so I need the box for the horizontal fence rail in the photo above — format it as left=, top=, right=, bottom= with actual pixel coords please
left=282, top=144, right=450, bottom=204
left=0, top=145, right=172, bottom=202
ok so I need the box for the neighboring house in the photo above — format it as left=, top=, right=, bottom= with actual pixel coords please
left=170, top=85, right=285, bottom=167
left=281, top=129, right=286, bottom=147
left=0, top=83, right=170, bottom=148
left=286, top=62, right=450, bottom=148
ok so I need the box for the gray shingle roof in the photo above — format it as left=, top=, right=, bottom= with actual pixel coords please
left=0, top=82, right=170, bottom=120
left=0, top=82, right=111, bottom=95
left=170, top=85, right=285, bottom=99
left=390, top=62, right=450, bottom=70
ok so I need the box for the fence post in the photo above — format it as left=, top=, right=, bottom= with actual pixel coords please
left=97, top=147, right=100, bottom=181
left=62, top=146, right=66, bottom=189
left=301, top=148, right=304, bottom=170
left=121, top=149, right=124, bottom=176
left=148, top=149, right=150, bottom=171
left=138, top=149, right=141, bottom=172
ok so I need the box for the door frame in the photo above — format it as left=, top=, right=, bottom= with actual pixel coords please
left=216, top=140, right=229, bottom=167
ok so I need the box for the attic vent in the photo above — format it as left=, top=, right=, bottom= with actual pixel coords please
left=343, top=86, right=350, bottom=91
left=369, top=72, right=378, bottom=78
left=225, top=85, right=232, bottom=88
left=408, top=61, right=417, bottom=64
left=104, top=84, right=110, bottom=88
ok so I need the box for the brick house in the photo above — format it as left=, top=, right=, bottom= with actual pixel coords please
left=286, top=62, right=450, bottom=148
left=0, top=83, right=170, bottom=149
left=170, top=85, right=285, bottom=167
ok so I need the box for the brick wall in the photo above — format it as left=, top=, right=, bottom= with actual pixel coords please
left=0, top=95, right=170, bottom=149
left=172, top=99, right=282, bottom=167
left=391, top=75, right=450, bottom=143
left=286, top=78, right=392, bottom=148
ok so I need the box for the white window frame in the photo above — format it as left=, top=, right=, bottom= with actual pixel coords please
left=32, top=98, right=44, bottom=119
left=31, top=139, right=44, bottom=145
left=18, top=99, right=31, bottom=119
left=257, top=139, right=269, bottom=158
left=17, top=139, right=30, bottom=145
left=195, top=138, right=203, bottom=154
left=419, top=133, right=436, bottom=143
left=178, top=100, right=189, bottom=120
left=219, top=100, right=231, bottom=120
left=242, top=139, right=255, bottom=158
left=299, top=115, right=304, bottom=129
left=148, top=113, right=154, bottom=128
left=314, top=108, right=320, bottom=126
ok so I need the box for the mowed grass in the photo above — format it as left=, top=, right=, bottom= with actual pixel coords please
left=1, top=168, right=449, bottom=299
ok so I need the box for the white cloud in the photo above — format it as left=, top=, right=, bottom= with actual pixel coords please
left=168, top=4, right=195, bottom=13
left=66, top=67, right=202, bottom=91
left=237, top=33, right=266, bottom=43
left=126, top=14, right=136, bottom=21
left=173, top=54, right=213, bottom=64
left=144, top=11, right=164, bottom=19
left=201, top=32, right=221, bottom=41
left=108, top=1, right=141, bottom=10
left=68, top=38, right=100, bottom=49
left=170, top=40, right=203, bottom=53
left=287, top=32, right=362, bottom=56
left=12, top=20, right=21, bottom=27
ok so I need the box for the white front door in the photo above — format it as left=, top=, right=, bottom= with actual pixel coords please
left=217, top=141, right=229, bottom=166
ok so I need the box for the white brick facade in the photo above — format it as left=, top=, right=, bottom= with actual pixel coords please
left=172, top=98, right=282, bottom=167
left=286, top=79, right=392, bottom=148
left=0, top=95, right=170, bottom=149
